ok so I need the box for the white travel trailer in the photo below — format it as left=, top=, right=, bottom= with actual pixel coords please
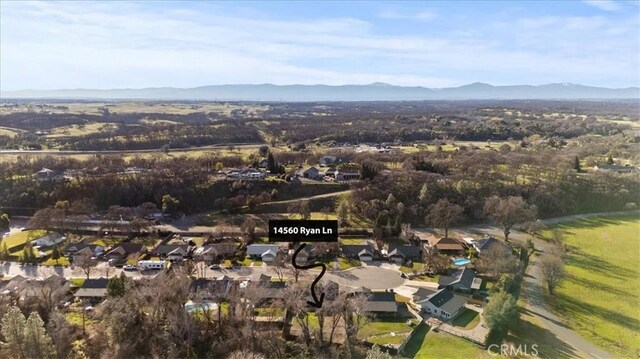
left=137, top=260, right=166, bottom=271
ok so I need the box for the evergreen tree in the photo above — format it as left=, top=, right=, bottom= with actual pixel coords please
left=1, top=306, right=27, bottom=358
left=573, top=156, right=581, bottom=172
left=24, top=311, right=56, bottom=359
left=107, top=272, right=127, bottom=297
left=22, top=242, right=36, bottom=264
left=418, top=184, right=430, bottom=204
left=336, top=201, right=349, bottom=226
left=51, top=244, right=61, bottom=265
left=0, top=241, right=10, bottom=261
left=607, top=154, right=614, bottom=165
left=0, top=213, right=9, bottom=231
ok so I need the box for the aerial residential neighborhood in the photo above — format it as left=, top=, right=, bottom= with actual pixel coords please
left=1, top=1, right=639, bottom=359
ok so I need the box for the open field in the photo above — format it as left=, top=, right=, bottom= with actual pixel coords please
left=0, top=102, right=270, bottom=117
left=45, top=123, right=118, bottom=138
left=402, top=324, right=492, bottom=358
left=544, top=215, right=640, bottom=358
left=0, top=126, right=23, bottom=137
left=0, top=143, right=291, bottom=163
left=3, top=229, right=47, bottom=253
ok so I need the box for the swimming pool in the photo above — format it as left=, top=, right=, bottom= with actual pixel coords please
left=452, top=258, right=471, bottom=266
left=184, top=301, right=218, bottom=313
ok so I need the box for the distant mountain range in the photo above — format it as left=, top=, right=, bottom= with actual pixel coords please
left=2, top=82, right=638, bottom=101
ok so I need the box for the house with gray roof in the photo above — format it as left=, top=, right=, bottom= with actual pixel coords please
left=388, top=245, right=422, bottom=264
left=74, top=278, right=109, bottom=304
left=438, top=267, right=479, bottom=293
left=416, top=288, right=467, bottom=320
left=470, top=237, right=512, bottom=255
left=246, top=244, right=281, bottom=263
left=362, top=291, right=399, bottom=317
left=341, top=240, right=378, bottom=262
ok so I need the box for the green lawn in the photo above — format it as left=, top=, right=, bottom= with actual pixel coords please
left=65, top=312, right=97, bottom=326
left=289, top=212, right=337, bottom=220
left=3, top=230, right=47, bottom=252
left=368, top=334, right=407, bottom=345
left=41, top=256, right=70, bottom=266
left=400, top=261, right=424, bottom=273
left=291, top=312, right=320, bottom=330
left=239, top=256, right=254, bottom=266
left=69, top=278, right=86, bottom=287
left=92, top=237, right=121, bottom=247
left=358, top=318, right=417, bottom=338
left=339, top=238, right=367, bottom=245
left=544, top=215, right=640, bottom=358
left=412, top=274, right=439, bottom=283
left=254, top=307, right=284, bottom=318
left=401, top=324, right=492, bottom=358
left=451, top=309, right=480, bottom=330
left=337, top=257, right=361, bottom=270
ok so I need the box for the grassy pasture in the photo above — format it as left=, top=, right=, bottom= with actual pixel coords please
left=542, top=215, right=640, bottom=358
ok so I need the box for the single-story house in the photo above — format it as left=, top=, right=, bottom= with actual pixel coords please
left=74, top=278, right=109, bottom=304
left=388, top=245, right=422, bottom=264
left=1, top=275, right=69, bottom=300
left=335, top=169, right=361, bottom=181
left=427, top=237, right=466, bottom=254
left=291, top=244, right=318, bottom=265
left=470, top=237, right=513, bottom=255
left=64, top=243, right=104, bottom=263
left=31, top=232, right=65, bottom=248
left=167, top=246, right=189, bottom=261
left=64, top=243, right=105, bottom=257
left=341, top=241, right=378, bottom=262
left=104, top=243, right=145, bottom=261
left=226, top=169, right=241, bottom=179
left=35, top=168, right=60, bottom=181
left=416, top=288, right=467, bottom=320
left=438, top=267, right=479, bottom=293
left=243, top=274, right=287, bottom=305
left=240, top=168, right=266, bottom=180
left=319, top=156, right=338, bottom=167
left=324, top=167, right=337, bottom=178
left=363, top=291, right=399, bottom=317
left=323, top=280, right=341, bottom=301
left=194, top=243, right=237, bottom=262
left=189, top=277, right=233, bottom=300
left=155, top=244, right=192, bottom=259
left=301, top=167, right=321, bottom=180
left=246, top=244, right=281, bottom=263
left=593, top=164, right=639, bottom=174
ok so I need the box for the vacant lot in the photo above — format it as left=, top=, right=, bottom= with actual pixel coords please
left=546, top=215, right=640, bottom=358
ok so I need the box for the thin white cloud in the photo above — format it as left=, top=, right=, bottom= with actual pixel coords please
left=1, top=1, right=638, bottom=90
left=377, top=9, right=436, bottom=21
left=583, top=0, right=621, bottom=12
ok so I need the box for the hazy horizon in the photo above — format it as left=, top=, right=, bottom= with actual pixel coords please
left=2, top=1, right=639, bottom=91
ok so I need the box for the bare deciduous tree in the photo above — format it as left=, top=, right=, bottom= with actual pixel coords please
left=484, top=196, right=537, bottom=242
left=540, top=254, right=565, bottom=295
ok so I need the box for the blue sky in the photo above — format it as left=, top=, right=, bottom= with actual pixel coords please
left=1, top=0, right=639, bottom=90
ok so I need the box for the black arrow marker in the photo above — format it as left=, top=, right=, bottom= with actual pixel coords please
left=292, top=243, right=326, bottom=308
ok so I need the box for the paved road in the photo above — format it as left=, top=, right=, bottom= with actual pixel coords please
left=0, top=143, right=268, bottom=155
left=0, top=259, right=407, bottom=292
left=448, top=212, right=632, bottom=359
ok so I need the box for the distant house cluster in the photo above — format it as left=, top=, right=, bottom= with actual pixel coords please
left=225, top=167, right=267, bottom=180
